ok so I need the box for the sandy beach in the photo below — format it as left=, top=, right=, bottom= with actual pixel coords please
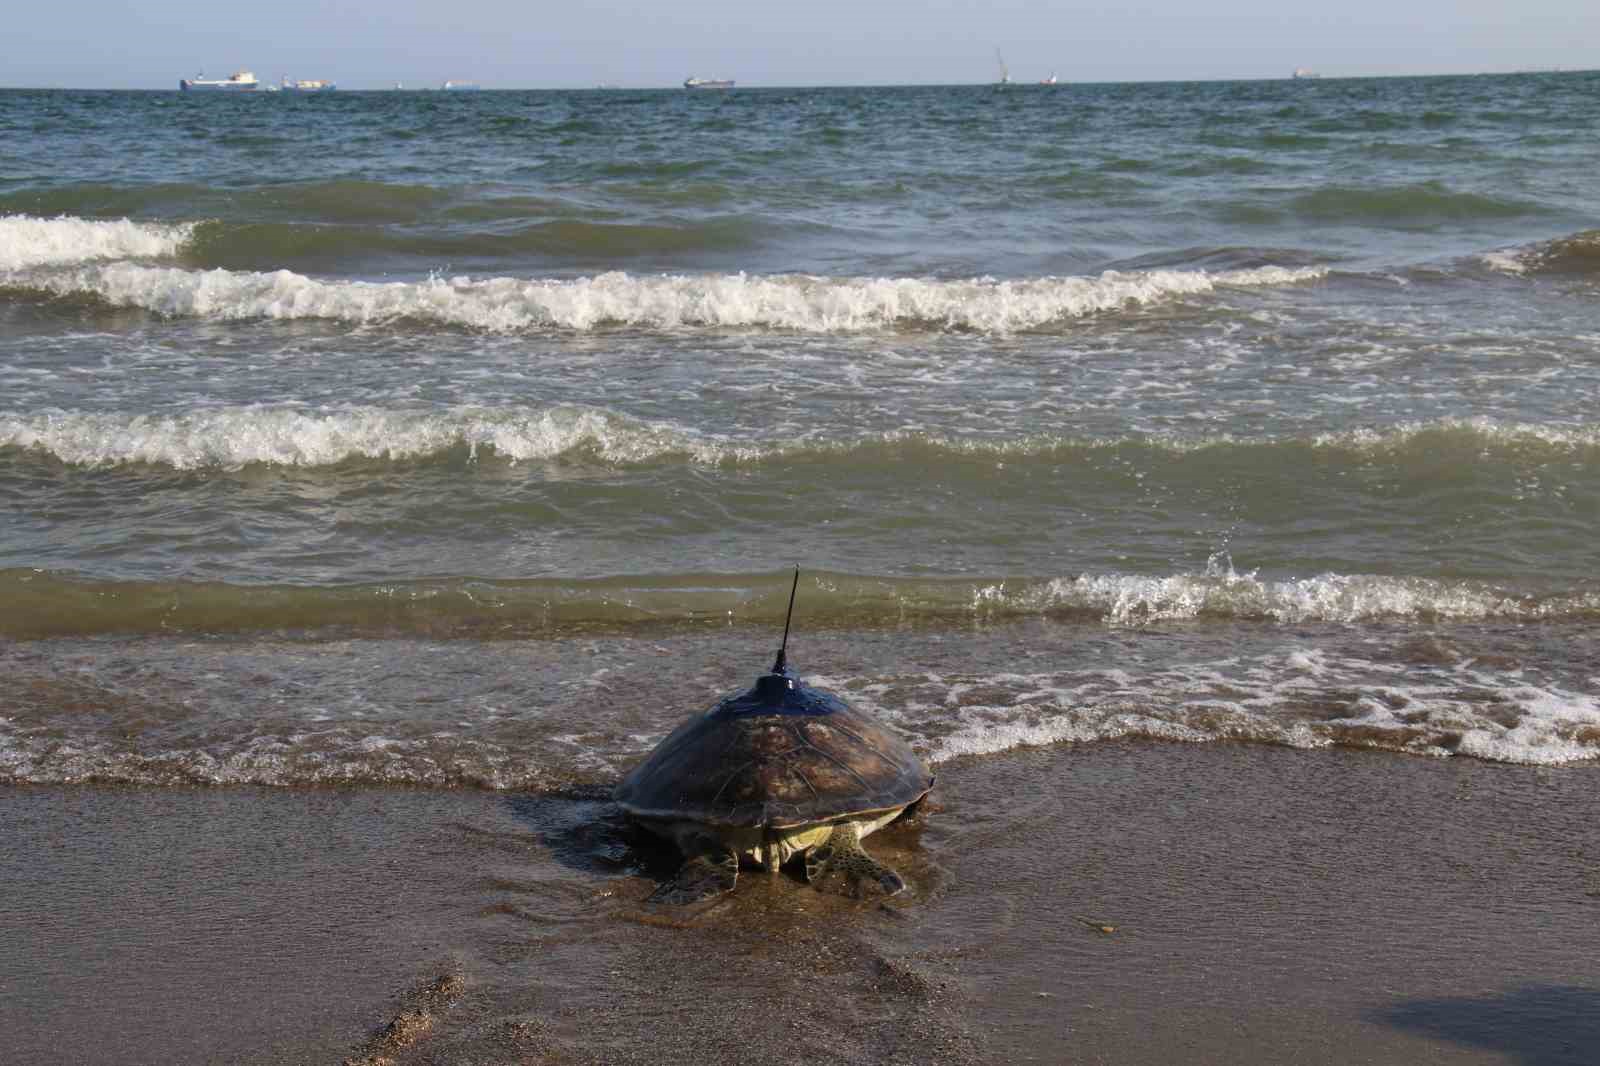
left=5, top=740, right=1597, bottom=1065
left=7, top=68, right=1600, bottom=1066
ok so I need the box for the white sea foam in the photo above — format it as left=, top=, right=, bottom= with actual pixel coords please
left=825, top=651, right=1600, bottom=768
left=1473, top=230, right=1600, bottom=278
left=0, top=404, right=746, bottom=469
left=0, top=215, right=195, bottom=270
left=11, top=261, right=1327, bottom=333
left=1309, top=416, right=1600, bottom=453
left=5, top=644, right=1596, bottom=788
left=1479, top=248, right=1529, bottom=275
left=964, top=559, right=1567, bottom=626
left=6, top=405, right=1599, bottom=478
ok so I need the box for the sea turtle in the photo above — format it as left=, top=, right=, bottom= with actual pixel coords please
left=614, top=661, right=934, bottom=903
left=614, top=578, right=933, bottom=903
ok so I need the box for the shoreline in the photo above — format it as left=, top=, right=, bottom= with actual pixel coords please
left=4, top=740, right=1598, bottom=1064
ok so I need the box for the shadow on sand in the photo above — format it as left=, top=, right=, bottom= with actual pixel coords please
left=501, top=785, right=708, bottom=891
left=500, top=786, right=938, bottom=900
left=1374, top=985, right=1600, bottom=1066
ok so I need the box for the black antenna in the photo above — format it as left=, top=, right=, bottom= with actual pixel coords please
left=772, top=566, right=800, bottom=673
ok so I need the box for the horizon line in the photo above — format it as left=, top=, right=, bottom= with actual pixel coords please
left=2, top=66, right=1597, bottom=93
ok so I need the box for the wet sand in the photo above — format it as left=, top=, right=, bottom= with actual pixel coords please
left=3, top=741, right=1598, bottom=1065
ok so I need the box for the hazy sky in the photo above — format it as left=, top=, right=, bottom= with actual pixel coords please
left=8, top=1, right=1599, bottom=89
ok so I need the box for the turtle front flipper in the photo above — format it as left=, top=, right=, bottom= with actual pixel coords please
left=650, top=835, right=739, bottom=905
left=805, top=822, right=906, bottom=898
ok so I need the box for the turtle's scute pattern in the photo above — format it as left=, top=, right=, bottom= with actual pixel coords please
left=614, top=676, right=933, bottom=830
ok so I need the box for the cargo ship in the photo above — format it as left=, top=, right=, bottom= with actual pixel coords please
left=280, top=77, right=336, bottom=93
left=683, top=76, right=734, bottom=89
left=179, top=70, right=260, bottom=92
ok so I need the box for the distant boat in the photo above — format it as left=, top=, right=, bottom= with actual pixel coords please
left=179, top=70, right=260, bottom=92
left=1292, top=68, right=1321, bottom=80
left=280, top=76, right=336, bottom=93
left=684, top=76, right=735, bottom=89
left=1040, top=72, right=1058, bottom=85
left=441, top=80, right=481, bottom=91
left=995, top=49, right=1010, bottom=86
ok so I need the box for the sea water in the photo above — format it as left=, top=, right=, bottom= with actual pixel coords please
left=2, top=76, right=1598, bottom=787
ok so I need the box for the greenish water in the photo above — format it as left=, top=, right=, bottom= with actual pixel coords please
left=2, top=76, right=1599, bottom=780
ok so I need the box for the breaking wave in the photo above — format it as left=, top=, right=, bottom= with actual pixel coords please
left=967, top=565, right=1600, bottom=627
left=5, top=260, right=1326, bottom=333
left=4, top=565, right=1597, bottom=640
left=0, top=214, right=196, bottom=270
left=1479, top=229, right=1600, bottom=277
left=4, top=406, right=1597, bottom=471
left=0, top=404, right=737, bottom=469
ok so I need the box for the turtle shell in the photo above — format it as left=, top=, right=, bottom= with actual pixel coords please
left=614, top=669, right=933, bottom=830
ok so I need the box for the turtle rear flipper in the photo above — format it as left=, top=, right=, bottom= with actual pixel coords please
left=806, top=823, right=906, bottom=898
left=650, top=840, right=739, bottom=904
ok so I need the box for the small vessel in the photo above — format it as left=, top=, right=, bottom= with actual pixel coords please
left=280, top=76, right=336, bottom=93
left=996, top=49, right=1010, bottom=86
left=441, top=80, right=481, bottom=91
left=179, top=70, right=260, bottom=92
left=683, top=76, right=735, bottom=89
left=1292, top=68, right=1321, bottom=80
left=1040, top=72, right=1057, bottom=85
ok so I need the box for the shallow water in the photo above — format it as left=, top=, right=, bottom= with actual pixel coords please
left=2, top=79, right=1599, bottom=792
left=3, top=620, right=1597, bottom=793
